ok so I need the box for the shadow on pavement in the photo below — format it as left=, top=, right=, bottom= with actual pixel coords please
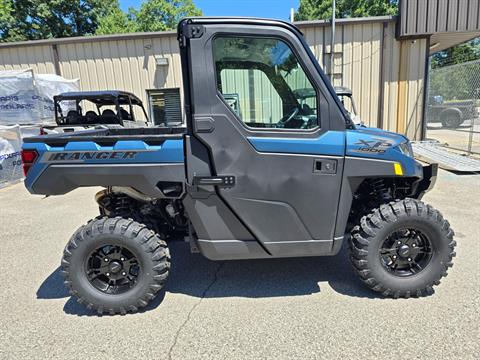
left=37, top=241, right=381, bottom=316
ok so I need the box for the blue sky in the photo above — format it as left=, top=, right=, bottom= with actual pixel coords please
left=120, top=0, right=300, bottom=21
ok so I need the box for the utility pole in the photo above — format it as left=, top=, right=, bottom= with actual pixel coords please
left=290, top=8, right=294, bottom=22
left=330, top=0, right=336, bottom=81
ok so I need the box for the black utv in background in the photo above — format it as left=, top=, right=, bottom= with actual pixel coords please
left=43, top=91, right=150, bottom=133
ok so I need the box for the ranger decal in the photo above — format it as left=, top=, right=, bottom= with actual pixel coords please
left=45, top=151, right=138, bottom=162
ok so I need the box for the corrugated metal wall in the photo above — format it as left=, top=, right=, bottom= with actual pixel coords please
left=0, top=18, right=427, bottom=139
left=0, top=44, right=56, bottom=74
left=399, top=0, right=480, bottom=37
left=300, top=21, right=384, bottom=128
left=58, top=35, right=183, bottom=108
left=298, top=20, right=426, bottom=139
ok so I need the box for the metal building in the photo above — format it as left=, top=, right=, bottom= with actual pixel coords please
left=0, top=0, right=479, bottom=139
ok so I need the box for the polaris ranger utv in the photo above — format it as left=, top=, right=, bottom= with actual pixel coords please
left=21, top=18, right=455, bottom=315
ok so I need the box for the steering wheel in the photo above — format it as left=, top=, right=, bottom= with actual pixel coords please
left=276, top=107, right=299, bottom=128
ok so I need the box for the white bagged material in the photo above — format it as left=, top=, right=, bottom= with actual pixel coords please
left=0, top=69, right=79, bottom=125
left=35, top=73, right=79, bottom=120
left=0, top=69, right=39, bottom=125
left=0, top=125, right=23, bottom=188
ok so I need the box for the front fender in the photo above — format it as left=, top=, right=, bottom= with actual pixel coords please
left=413, top=163, right=438, bottom=200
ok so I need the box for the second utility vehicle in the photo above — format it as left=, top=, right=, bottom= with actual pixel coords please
left=42, top=90, right=149, bottom=133
left=22, top=18, right=455, bottom=315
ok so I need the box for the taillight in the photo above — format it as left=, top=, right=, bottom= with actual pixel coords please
left=21, top=150, right=38, bottom=176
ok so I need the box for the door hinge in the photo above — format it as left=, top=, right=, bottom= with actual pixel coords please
left=179, top=23, right=204, bottom=47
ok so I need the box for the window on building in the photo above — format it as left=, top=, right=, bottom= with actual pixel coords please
left=147, top=88, right=182, bottom=126
left=213, top=36, right=318, bottom=129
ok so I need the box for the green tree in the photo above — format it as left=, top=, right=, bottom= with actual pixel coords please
left=431, top=39, right=480, bottom=69
left=0, top=0, right=117, bottom=42
left=96, top=0, right=202, bottom=35
left=295, top=0, right=398, bottom=21
left=133, top=0, right=202, bottom=32
left=96, top=5, right=137, bottom=35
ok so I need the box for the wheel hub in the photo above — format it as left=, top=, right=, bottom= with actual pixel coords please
left=86, top=245, right=140, bottom=294
left=379, top=228, right=433, bottom=277
left=108, top=261, right=122, bottom=274
left=398, top=244, right=411, bottom=257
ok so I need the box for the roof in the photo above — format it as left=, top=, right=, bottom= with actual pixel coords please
left=54, top=91, right=143, bottom=105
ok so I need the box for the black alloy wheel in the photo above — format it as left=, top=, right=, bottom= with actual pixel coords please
left=379, top=228, right=433, bottom=277
left=86, top=245, right=140, bottom=295
left=61, top=217, right=170, bottom=315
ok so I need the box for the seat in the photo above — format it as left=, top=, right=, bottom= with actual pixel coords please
left=65, top=110, right=80, bottom=124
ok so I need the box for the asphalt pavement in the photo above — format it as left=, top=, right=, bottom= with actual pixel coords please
left=0, top=170, right=479, bottom=359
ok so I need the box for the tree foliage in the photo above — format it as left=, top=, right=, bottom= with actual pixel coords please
left=295, top=0, right=398, bottom=21
left=95, top=5, right=137, bottom=35
left=96, top=0, right=202, bottom=35
left=0, top=0, right=202, bottom=41
left=431, top=39, right=480, bottom=69
left=0, top=0, right=117, bottom=41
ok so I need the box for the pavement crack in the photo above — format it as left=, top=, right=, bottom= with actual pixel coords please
left=167, top=262, right=224, bottom=360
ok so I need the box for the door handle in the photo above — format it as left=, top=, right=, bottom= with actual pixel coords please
left=313, top=159, right=337, bottom=174
left=193, top=175, right=235, bottom=187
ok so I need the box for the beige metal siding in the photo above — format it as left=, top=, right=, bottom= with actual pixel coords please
left=299, top=21, right=385, bottom=129
left=0, top=45, right=56, bottom=74
left=399, top=0, right=480, bottom=37
left=57, top=36, right=182, bottom=107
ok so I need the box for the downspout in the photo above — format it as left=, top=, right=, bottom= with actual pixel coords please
left=330, top=0, right=336, bottom=81
left=377, top=22, right=387, bottom=129
left=52, top=44, right=61, bottom=76
left=420, top=36, right=431, bottom=140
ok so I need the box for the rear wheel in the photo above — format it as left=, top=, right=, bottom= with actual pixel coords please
left=61, top=217, right=170, bottom=315
left=349, top=199, right=456, bottom=298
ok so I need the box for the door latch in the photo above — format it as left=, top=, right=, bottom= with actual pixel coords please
left=313, top=159, right=337, bottom=174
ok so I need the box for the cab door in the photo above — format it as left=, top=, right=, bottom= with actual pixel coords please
left=180, top=19, right=348, bottom=257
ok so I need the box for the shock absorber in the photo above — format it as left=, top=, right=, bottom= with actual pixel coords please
left=370, top=178, right=390, bottom=202
left=112, top=195, right=133, bottom=217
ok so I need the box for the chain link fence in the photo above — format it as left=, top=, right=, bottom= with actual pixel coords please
left=425, top=59, right=480, bottom=155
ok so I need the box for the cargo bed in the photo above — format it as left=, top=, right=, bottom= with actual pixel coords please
left=22, top=126, right=186, bottom=197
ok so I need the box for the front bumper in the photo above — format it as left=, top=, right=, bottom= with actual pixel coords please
left=413, top=163, right=438, bottom=199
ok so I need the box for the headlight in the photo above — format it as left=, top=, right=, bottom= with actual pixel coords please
left=398, top=142, right=414, bottom=157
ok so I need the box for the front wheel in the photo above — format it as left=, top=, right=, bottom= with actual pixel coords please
left=349, top=199, right=456, bottom=298
left=441, top=113, right=462, bottom=128
left=61, top=217, right=170, bottom=315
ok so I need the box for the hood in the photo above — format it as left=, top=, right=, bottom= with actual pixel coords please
left=346, top=126, right=409, bottom=160
left=354, top=125, right=409, bottom=142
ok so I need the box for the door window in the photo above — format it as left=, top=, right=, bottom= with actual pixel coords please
left=213, top=36, right=318, bottom=129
